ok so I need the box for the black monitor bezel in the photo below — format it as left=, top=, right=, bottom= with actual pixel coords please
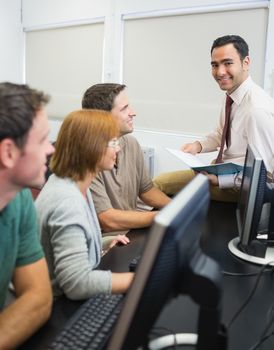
left=236, top=145, right=267, bottom=247
left=106, top=175, right=222, bottom=350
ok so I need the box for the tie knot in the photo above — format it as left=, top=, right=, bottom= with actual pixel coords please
left=226, top=94, right=233, bottom=107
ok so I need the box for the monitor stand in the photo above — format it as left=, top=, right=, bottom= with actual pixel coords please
left=228, top=237, right=274, bottom=265
left=148, top=333, right=197, bottom=349
left=148, top=254, right=227, bottom=350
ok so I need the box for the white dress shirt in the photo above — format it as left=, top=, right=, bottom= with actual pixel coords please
left=200, top=76, right=274, bottom=188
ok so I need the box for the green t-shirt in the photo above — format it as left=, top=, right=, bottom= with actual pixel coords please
left=0, top=189, right=44, bottom=309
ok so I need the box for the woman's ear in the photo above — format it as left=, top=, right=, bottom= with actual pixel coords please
left=0, top=139, right=20, bottom=169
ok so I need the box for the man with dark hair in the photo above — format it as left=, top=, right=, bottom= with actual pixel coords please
left=82, top=83, right=171, bottom=236
left=154, top=35, right=274, bottom=201
left=0, top=82, right=54, bottom=348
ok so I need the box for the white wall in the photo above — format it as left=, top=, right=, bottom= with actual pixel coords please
left=0, top=0, right=24, bottom=83
left=264, top=0, right=274, bottom=96
left=22, top=0, right=274, bottom=90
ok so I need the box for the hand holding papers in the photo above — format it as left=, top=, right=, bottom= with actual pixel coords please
left=167, top=148, right=243, bottom=176
left=167, top=149, right=205, bottom=167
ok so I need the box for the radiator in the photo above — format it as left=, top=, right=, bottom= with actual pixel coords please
left=142, top=146, right=155, bottom=178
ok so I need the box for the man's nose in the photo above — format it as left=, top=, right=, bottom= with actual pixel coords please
left=47, top=141, right=55, bottom=156
left=129, top=107, right=136, bottom=117
left=216, top=64, right=226, bottom=75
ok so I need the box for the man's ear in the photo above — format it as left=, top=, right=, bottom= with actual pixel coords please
left=243, top=55, right=250, bottom=72
left=0, top=139, right=21, bottom=169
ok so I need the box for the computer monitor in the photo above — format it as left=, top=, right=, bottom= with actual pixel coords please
left=228, top=145, right=274, bottom=265
left=107, top=175, right=225, bottom=350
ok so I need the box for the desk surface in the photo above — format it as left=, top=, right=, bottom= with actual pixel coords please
left=19, top=201, right=274, bottom=350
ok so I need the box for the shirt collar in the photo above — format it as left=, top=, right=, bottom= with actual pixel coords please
left=229, top=76, right=252, bottom=106
left=115, top=135, right=126, bottom=169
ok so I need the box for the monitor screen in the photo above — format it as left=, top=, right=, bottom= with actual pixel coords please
left=107, top=174, right=223, bottom=350
left=228, top=144, right=274, bottom=265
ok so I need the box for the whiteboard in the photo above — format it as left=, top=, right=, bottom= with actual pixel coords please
left=25, top=22, right=104, bottom=119
left=123, top=8, right=268, bottom=136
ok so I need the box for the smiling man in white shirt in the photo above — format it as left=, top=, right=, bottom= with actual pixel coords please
left=154, top=35, right=274, bottom=202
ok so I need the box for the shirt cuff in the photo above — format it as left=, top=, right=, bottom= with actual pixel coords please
left=218, top=174, right=236, bottom=189
left=218, top=172, right=242, bottom=189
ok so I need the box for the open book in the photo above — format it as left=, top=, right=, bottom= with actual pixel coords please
left=167, top=148, right=243, bottom=176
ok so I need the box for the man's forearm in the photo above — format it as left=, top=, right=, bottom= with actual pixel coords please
left=0, top=291, right=52, bottom=349
left=99, top=208, right=158, bottom=232
left=140, top=186, right=171, bottom=209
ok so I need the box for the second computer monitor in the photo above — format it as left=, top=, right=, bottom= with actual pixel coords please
left=228, top=144, right=274, bottom=265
